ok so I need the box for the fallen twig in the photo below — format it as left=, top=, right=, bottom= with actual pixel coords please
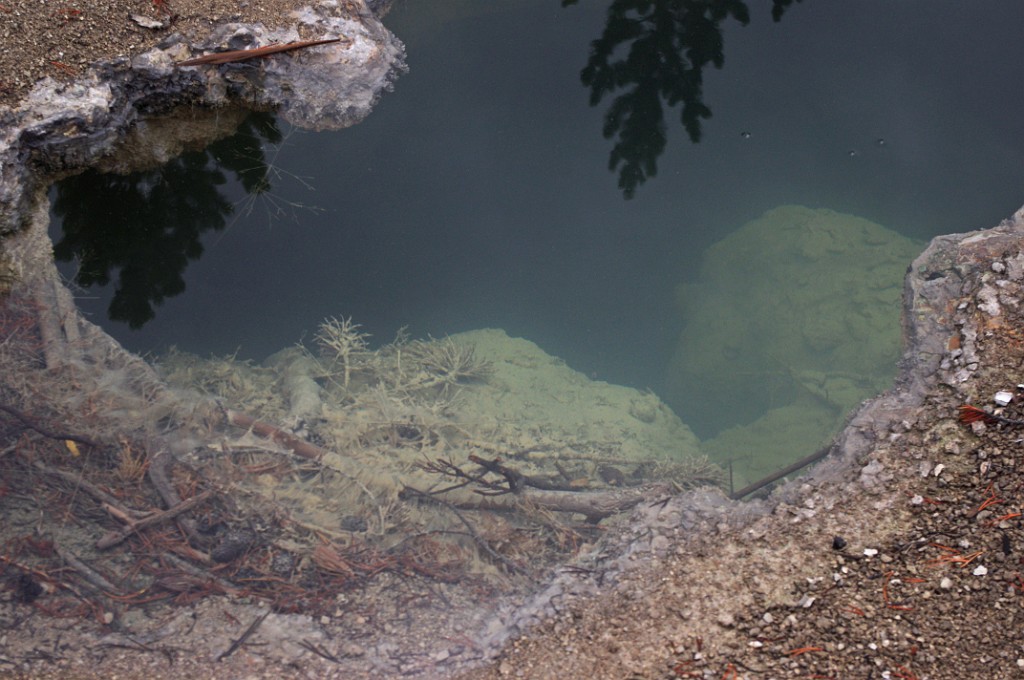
left=95, top=489, right=214, bottom=550
left=224, top=409, right=326, bottom=462
left=729, top=444, right=833, bottom=500
left=176, top=38, right=342, bottom=67
left=464, top=482, right=672, bottom=522
left=297, top=638, right=341, bottom=663
left=469, top=454, right=575, bottom=492
left=959, top=404, right=1024, bottom=427
left=215, top=609, right=270, bottom=661
left=401, top=487, right=525, bottom=574
left=54, top=543, right=119, bottom=594
left=0, top=404, right=100, bottom=448
left=161, top=552, right=238, bottom=596
left=146, top=448, right=206, bottom=547
left=33, top=461, right=142, bottom=519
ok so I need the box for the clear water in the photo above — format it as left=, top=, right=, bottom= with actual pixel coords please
left=51, top=0, right=1024, bottom=483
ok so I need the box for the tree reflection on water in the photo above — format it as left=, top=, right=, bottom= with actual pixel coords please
left=564, top=0, right=803, bottom=198
left=51, top=113, right=281, bottom=329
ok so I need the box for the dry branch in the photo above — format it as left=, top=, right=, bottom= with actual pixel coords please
left=96, top=488, right=214, bottom=550
left=224, top=409, right=326, bottom=461
left=177, top=38, right=342, bottom=67
left=146, top=448, right=205, bottom=547
left=464, top=483, right=672, bottom=522
left=414, top=454, right=673, bottom=520
left=401, top=487, right=524, bottom=574
left=54, top=542, right=119, bottom=594
left=0, top=403, right=100, bottom=448
left=33, top=461, right=139, bottom=518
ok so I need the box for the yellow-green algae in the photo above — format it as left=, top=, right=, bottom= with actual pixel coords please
left=668, top=205, right=923, bottom=487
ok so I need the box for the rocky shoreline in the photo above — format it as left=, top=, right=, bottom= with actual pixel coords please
left=2, top=1, right=1024, bottom=677
left=0, top=1, right=404, bottom=238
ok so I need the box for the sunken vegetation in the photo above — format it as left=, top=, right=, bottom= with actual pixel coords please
left=0, top=297, right=724, bottom=675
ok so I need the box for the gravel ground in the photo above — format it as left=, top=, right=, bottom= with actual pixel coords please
left=0, top=0, right=302, bottom=109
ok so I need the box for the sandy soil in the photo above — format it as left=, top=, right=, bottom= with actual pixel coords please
left=0, top=0, right=308, bottom=110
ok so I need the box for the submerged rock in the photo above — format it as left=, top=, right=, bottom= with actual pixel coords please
left=667, top=205, right=923, bottom=484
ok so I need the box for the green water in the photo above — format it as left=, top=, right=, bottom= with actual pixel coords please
left=50, top=0, right=1024, bottom=490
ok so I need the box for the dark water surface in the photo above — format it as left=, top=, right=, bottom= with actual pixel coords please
left=52, top=1, right=1024, bottom=445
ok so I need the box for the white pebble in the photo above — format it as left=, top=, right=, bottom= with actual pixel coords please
left=863, top=548, right=878, bottom=557
left=973, top=565, right=988, bottom=576
left=995, top=391, right=1014, bottom=406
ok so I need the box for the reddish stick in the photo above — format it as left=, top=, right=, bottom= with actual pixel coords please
left=176, top=37, right=342, bottom=67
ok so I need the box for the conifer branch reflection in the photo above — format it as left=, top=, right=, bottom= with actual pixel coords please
left=564, top=0, right=802, bottom=198
left=51, top=112, right=283, bottom=329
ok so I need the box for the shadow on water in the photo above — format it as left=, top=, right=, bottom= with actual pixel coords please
left=50, top=112, right=282, bottom=329
left=565, top=0, right=804, bottom=198
left=48, top=1, right=810, bottom=329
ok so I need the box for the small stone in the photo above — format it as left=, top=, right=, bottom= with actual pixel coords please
left=717, top=612, right=735, bottom=627
left=994, top=390, right=1014, bottom=406
left=340, top=515, right=369, bottom=532
left=973, top=565, right=988, bottom=576
left=863, top=548, right=878, bottom=557
left=940, top=577, right=953, bottom=589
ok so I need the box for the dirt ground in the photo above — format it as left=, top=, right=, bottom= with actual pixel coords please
left=0, top=0, right=305, bottom=110
left=4, top=2, right=1024, bottom=680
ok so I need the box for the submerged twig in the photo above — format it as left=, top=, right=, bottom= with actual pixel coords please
left=401, top=486, right=525, bottom=575
left=95, top=489, right=214, bottom=550
left=215, top=609, right=271, bottom=661
left=0, top=403, right=99, bottom=448
left=54, top=543, right=119, bottom=595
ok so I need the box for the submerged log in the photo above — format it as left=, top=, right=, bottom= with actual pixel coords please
left=451, top=483, right=671, bottom=523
